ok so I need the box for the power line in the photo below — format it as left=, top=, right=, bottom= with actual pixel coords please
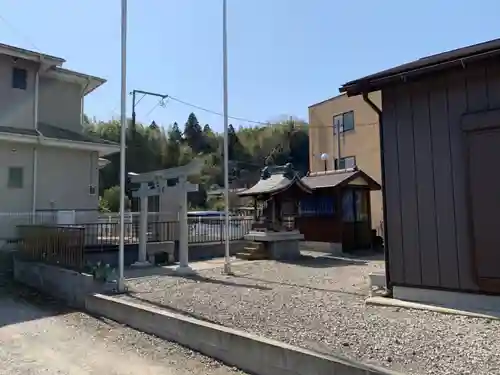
left=135, top=93, right=147, bottom=107
left=107, top=92, right=359, bottom=130
left=164, top=94, right=350, bottom=129
left=145, top=99, right=167, bottom=117
left=0, top=13, right=345, bottom=131
left=165, top=95, right=271, bottom=126
left=0, top=14, right=40, bottom=51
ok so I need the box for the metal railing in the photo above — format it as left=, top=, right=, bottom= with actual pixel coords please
left=17, top=225, right=85, bottom=270
left=79, top=216, right=254, bottom=246
left=187, top=216, right=253, bottom=244
left=0, top=211, right=177, bottom=241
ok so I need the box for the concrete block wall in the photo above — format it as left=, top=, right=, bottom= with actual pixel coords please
left=14, top=259, right=116, bottom=308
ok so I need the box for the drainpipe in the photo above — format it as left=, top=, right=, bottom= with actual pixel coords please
left=362, top=92, right=392, bottom=295
left=336, top=118, right=341, bottom=169
left=32, top=65, right=40, bottom=216
left=81, top=79, right=90, bottom=125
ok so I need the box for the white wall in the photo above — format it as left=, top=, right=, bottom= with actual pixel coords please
left=0, top=141, right=33, bottom=212
left=36, top=147, right=99, bottom=211
left=38, top=77, right=82, bottom=133
left=0, top=55, right=36, bottom=129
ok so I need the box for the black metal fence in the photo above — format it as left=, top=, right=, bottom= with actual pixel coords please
left=79, top=217, right=254, bottom=246
left=17, top=225, right=85, bottom=270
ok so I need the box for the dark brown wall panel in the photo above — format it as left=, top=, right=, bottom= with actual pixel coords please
left=465, top=64, right=489, bottom=112
left=381, top=88, right=405, bottom=284
left=486, top=60, right=500, bottom=109
left=382, top=59, right=500, bottom=291
left=445, top=69, right=478, bottom=290
left=427, top=77, right=460, bottom=289
left=394, top=86, right=422, bottom=285
left=409, top=82, right=441, bottom=287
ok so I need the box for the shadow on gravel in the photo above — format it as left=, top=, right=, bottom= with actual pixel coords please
left=237, top=275, right=366, bottom=297
left=126, top=293, right=223, bottom=326
left=0, top=282, right=71, bottom=328
left=179, top=273, right=272, bottom=291
left=128, top=268, right=272, bottom=291
left=277, top=255, right=371, bottom=268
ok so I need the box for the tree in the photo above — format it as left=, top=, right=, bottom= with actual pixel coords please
left=102, top=186, right=130, bottom=212
left=183, top=113, right=205, bottom=153
left=170, top=122, right=183, bottom=143
left=86, top=113, right=310, bottom=209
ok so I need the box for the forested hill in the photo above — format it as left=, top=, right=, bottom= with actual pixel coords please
left=85, top=113, right=310, bottom=210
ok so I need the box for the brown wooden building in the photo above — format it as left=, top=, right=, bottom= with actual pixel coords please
left=341, top=38, right=500, bottom=300
left=298, top=169, right=381, bottom=251
left=239, top=164, right=381, bottom=251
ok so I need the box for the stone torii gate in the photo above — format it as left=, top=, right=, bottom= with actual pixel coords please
left=130, top=160, right=202, bottom=274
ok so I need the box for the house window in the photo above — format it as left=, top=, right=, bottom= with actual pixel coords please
left=333, top=111, right=355, bottom=134
left=8, top=167, right=24, bottom=188
left=335, top=156, right=356, bottom=170
left=12, top=68, right=27, bottom=90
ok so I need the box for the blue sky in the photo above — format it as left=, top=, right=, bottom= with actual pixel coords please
left=1, top=0, right=499, bottom=131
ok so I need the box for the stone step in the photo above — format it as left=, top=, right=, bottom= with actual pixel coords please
left=235, top=251, right=269, bottom=261
left=247, top=241, right=263, bottom=247
left=243, top=246, right=261, bottom=252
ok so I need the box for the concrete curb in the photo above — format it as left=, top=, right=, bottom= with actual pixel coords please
left=86, top=294, right=404, bottom=375
left=366, top=296, right=500, bottom=320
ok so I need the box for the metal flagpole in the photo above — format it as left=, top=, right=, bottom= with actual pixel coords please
left=222, top=0, right=232, bottom=275
left=118, top=0, right=128, bottom=291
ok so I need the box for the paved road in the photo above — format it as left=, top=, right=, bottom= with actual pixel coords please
left=0, top=289, right=246, bottom=375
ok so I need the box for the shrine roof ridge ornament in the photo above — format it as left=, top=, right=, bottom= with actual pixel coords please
left=239, top=163, right=312, bottom=198
left=307, top=166, right=358, bottom=178
left=261, top=162, right=297, bottom=180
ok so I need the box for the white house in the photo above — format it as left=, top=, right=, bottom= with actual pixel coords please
left=0, top=42, right=119, bottom=235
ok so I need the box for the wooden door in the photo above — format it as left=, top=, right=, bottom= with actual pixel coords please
left=467, top=127, right=500, bottom=291
left=341, top=188, right=371, bottom=251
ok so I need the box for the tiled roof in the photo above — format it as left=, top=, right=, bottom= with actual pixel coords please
left=302, top=169, right=381, bottom=190
left=238, top=165, right=312, bottom=197
left=302, top=170, right=358, bottom=189
left=0, top=126, right=38, bottom=136
left=37, top=122, right=117, bottom=145
left=238, top=173, right=294, bottom=197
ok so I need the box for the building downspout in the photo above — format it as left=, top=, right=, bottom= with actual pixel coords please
left=362, top=92, right=392, bottom=295
left=81, top=79, right=90, bottom=125
left=32, top=66, right=40, bottom=216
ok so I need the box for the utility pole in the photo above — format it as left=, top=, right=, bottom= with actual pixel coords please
left=118, top=0, right=128, bottom=293
left=222, top=0, right=232, bottom=275
left=130, top=89, right=169, bottom=131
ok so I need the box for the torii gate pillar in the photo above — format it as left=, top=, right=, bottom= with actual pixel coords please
left=130, top=160, right=202, bottom=273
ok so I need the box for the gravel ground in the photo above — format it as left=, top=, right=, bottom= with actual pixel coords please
left=0, top=284, right=247, bottom=375
left=124, top=253, right=500, bottom=375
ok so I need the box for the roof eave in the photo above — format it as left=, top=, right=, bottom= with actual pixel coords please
left=339, top=171, right=382, bottom=191
left=339, top=48, right=500, bottom=97
left=0, top=131, right=120, bottom=156
left=0, top=43, right=65, bottom=66
left=44, top=67, right=106, bottom=95
left=238, top=176, right=312, bottom=198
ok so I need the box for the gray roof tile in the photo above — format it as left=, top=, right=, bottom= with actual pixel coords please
left=38, top=122, right=117, bottom=145
left=0, top=123, right=117, bottom=147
